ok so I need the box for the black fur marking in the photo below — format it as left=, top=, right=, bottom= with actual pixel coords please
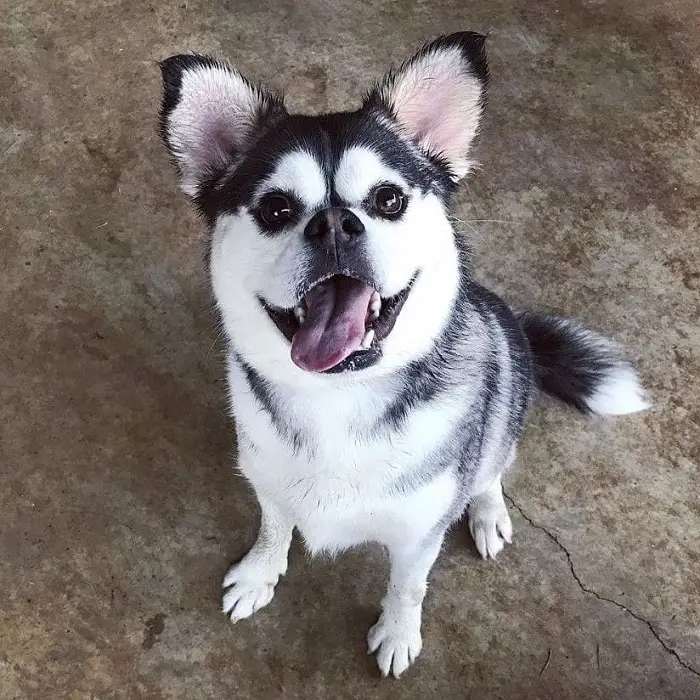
left=382, top=275, right=534, bottom=507
left=516, top=311, right=621, bottom=414
left=438, top=31, right=490, bottom=87
left=379, top=359, right=445, bottom=432
left=372, top=259, right=532, bottom=437
left=196, top=109, right=454, bottom=226
left=233, top=354, right=307, bottom=454
left=468, top=283, right=534, bottom=438
left=453, top=337, right=500, bottom=483
left=374, top=276, right=472, bottom=433
left=396, top=343, right=496, bottom=510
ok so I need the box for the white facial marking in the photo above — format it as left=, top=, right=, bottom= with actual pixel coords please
left=258, top=150, right=327, bottom=208
left=334, top=146, right=408, bottom=203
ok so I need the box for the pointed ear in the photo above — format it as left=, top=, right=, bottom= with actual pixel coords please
left=365, top=32, right=488, bottom=181
left=159, top=54, right=286, bottom=196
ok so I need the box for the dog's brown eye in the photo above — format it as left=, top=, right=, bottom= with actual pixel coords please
left=258, top=194, right=294, bottom=229
left=373, top=186, right=405, bottom=218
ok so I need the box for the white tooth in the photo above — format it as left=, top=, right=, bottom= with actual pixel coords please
left=370, top=291, right=381, bottom=319
left=294, top=305, right=305, bottom=323
left=361, top=329, right=375, bottom=350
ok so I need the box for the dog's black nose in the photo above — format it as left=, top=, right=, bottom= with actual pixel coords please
left=304, top=207, right=365, bottom=242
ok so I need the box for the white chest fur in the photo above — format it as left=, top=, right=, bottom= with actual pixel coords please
left=227, top=361, right=464, bottom=554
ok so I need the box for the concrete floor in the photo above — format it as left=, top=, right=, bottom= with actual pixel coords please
left=1, top=0, right=699, bottom=697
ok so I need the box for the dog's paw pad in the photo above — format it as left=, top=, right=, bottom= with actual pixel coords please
left=367, top=611, right=422, bottom=678
left=468, top=499, right=513, bottom=559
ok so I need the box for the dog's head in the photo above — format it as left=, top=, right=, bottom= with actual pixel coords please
left=160, top=33, right=488, bottom=382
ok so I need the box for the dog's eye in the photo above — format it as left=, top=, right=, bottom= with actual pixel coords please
left=258, top=194, right=294, bottom=229
left=373, top=186, right=405, bottom=218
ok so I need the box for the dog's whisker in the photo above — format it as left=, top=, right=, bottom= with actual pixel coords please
left=205, top=329, right=226, bottom=360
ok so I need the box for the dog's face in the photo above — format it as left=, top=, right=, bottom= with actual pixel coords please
left=160, top=33, right=488, bottom=382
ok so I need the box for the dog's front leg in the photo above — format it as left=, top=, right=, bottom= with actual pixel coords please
left=222, top=494, right=293, bottom=623
left=367, top=531, right=445, bottom=678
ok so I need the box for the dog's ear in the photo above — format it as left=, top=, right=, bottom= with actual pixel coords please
left=159, top=55, right=286, bottom=196
left=364, top=32, right=488, bottom=181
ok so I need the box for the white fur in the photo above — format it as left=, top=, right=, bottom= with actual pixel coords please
left=222, top=496, right=292, bottom=622
left=586, top=366, right=650, bottom=415
left=225, top=359, right=472, bottom=677
left=468, top=475, right=513, bottom=559
left=367, top=602, right=423, bottom=678
left=227, top=360, right=467, bottom=554
left=334, top=146, right=409, bottom=202
left=367, top=532, right=442, bottom=677
left=256, top=150, right=327, bottom=209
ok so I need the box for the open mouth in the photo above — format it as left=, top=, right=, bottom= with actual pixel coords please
left=260, top=273, right=418, bottom=373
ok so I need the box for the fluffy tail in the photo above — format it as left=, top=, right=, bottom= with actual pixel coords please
left=516, top=311, right=650, bottom=416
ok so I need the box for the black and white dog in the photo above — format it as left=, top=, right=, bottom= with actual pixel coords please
left=159, top=33, right=648, bottom=678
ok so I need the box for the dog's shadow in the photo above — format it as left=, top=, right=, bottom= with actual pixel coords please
left=222, top=540, right=391, bottom=681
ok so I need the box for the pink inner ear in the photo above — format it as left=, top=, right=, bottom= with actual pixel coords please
left=386, top=51, right=483, bottom=176
left=403, top=74, right=465, bottom=142
left=166, top=64, right=266, bottom=194
left=190, top=114, right=242, bottom=173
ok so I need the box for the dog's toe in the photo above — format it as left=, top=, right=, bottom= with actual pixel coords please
left=367, top=609, right=422, bottom=678
left=222, top=581, right=275, bottom=622
left=468, top=498, right=513, bottom=559
left=222, top=553, right=285, bottom=622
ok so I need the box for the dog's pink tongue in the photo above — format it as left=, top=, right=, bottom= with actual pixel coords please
left=291, top=277, right=373, bottom=372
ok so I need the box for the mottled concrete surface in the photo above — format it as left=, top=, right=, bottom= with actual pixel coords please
left=1, top=0, right=699, bottom=697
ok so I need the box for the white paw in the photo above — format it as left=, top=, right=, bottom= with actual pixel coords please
left=367, top=607, right=422, bottom=678
left=468, top=497, right=513, bottom=559
left=222, top=552, right=286, bottom=623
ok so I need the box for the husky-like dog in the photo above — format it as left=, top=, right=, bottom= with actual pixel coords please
left=159, top=32, right=648, bottom=677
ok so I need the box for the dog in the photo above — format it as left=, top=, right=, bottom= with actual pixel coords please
left=158, top=32, right=649, bottom=678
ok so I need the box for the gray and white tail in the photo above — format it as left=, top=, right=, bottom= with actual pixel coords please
left=516, top=311, right=650, bottom=416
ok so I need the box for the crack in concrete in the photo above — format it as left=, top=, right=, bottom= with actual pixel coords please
left=502, top=491, right=700, bottom=679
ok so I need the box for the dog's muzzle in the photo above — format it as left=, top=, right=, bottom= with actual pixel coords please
left=260, top=207, right=418, bottom=374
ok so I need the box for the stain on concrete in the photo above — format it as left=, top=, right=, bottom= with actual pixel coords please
left=142, top=613, right=167, bottom=650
